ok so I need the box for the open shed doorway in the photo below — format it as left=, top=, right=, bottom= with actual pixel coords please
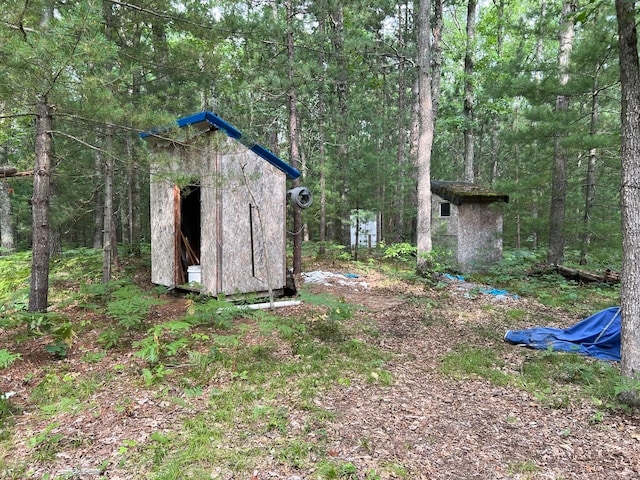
left=179, top=183, right=201, bottom=284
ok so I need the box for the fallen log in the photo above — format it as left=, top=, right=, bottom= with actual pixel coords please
left=0, top=168, right=33, bottom=178
left=528, top=263, right=620, bottom=284
left=554, top=264, right=620, bottom=284
left=0, top=166, right=18, bottom=176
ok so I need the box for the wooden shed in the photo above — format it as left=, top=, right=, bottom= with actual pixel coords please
left=140, top=111, right=300, bottom=298
left=431, top=180, right=509, bottom=272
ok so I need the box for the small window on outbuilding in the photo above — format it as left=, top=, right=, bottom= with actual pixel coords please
left=440, top=202, right=451, bottom=217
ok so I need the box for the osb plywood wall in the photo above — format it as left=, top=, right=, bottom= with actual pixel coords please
left=150, top=164, right=177, bottom=288
left=218, top=148, right=286, bottom=296
left=150, top=133, right=287, bottom=296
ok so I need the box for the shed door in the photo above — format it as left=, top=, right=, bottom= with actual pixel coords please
left=177, top=184, right=201, bottom=284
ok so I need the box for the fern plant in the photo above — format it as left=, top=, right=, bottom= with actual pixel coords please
left=133, top=321, right=193, bottom=365
left=182, top=295, right=244, bottom=330
left=107, top=284, right=165, bottom=331
left=0, top=349, right=21, bottom=370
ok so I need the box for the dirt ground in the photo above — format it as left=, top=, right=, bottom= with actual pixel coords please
left=1, top=267, right=639, bottom=479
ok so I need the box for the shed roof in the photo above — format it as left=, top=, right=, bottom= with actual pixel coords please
left=431, top=180, right=509, bottom=206
left=140, top=111, right=301, bottom=179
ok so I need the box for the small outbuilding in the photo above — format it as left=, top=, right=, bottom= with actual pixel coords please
left=431, top=180, right=509, bottom=272
left=140, top=111, right=300, bottom=298
left=350, top=209, right=378, bottom=248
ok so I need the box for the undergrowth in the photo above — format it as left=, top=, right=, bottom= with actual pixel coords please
left=0, top=245, right=631, bottom=478
left=440, top=344, right=636, bottom=411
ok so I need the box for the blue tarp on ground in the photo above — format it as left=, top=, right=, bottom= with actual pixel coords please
left=504, top=307, right=621, bottom=361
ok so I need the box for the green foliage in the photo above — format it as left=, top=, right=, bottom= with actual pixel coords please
left=322, top=243, right=353, bottom=263
left=0, top=350, right=21, bottom=370
left=6, top=312, right=77, bottom=357
left=316, top=460, right=358, bottom=479
left=133, top=321, right=193, bottom=365
left=0, top=251, right=31, bottom=315
left=27, top=422, right=65, bottom=462
left=43, top=319, right=76, bottom=358
left=107, top=283, right=165, bottom=331
left=182, top=295, right=245, bottom=330
left=442, top=338, right=633, bottom=411
left=441, top=345, right=512, bottom=386
left=30, top=371, right=103, bottom=407
left=141, top=365, right=171, bottom=387
left=382, top=242, right=416, bottom=263
left=481, top=249, right=619, bottom=314
left=417, top=248, right=457, bottom=275
left=97, top=326, right=123, bottom=350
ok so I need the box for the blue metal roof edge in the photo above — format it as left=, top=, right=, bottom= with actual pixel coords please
left=141, top=111, right=301, bottom=180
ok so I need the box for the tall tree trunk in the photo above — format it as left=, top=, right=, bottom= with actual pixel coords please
left=127, top=136, right=141, bottom=256
left=92, top=150, right=104, bottom=249
left=431, top=0, right=444, bottom=119
left=0, top=105, right=16, bottom=254
left=317, top=14, right=327, bottom=256
left=616, top=0, right=640, bottom=405
left=102, top=126, right=114, bottom=283
left=489, top=0, right=505, bottom=187
left=333, top=4, right=350, bottom=246
left=463, top=0, right=477, bottom=182
left=580, top=77, right=599, bottom=265
left=416, top=0, right=434, bottom=274
left=528, top=1, right=547, bottom=249
left=0, top=179, right=15, bottom=254
left=548, top=1, right=576, bottom=265
left=287, top=0, right=303, bottom=274
left=29, top=97, right=53, bottom=313
left=513, top=101, right=522, bottom=250
left=394, top=2, right=408, bottom=243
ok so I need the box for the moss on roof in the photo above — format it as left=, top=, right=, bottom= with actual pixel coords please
left=431, top=180, right=509, bottom=206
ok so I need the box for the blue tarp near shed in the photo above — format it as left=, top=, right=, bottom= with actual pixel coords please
left=504, top=307, right=621, bottom=361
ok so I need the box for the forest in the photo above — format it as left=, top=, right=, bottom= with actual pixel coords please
left=0, top=0, right=627, bottom=267
left=3, top=1, right=640, bottom=477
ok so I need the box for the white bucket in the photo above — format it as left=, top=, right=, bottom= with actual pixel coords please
left=187, top=265, right=201, bottom=283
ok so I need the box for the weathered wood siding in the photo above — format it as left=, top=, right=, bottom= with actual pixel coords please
left=150, top=163, right=177, bottom=287
left=457, top=203, right=503, bottom=269
left=431, top=193, right=503, bottom=271
left=149, top=132, right=287, bottom=296
left=219, top=148, right=286, bottom=296
left=431, top=193, right=459, bottom=254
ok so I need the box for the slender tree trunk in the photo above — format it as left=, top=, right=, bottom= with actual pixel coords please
left=431, top=0, right=444, bottom=119
left=0, top=106, right=16, bottom=254
left=0, top=179, right=15, bottom=254
left=463, top=0, right=477, bottom=182
left=548, top=1, right=576, bottom=265
left=286, top=0, right=302, bottom=274
left=394, top=3, right=408, bottom=243
left=92, top=150, right=104, bottom=249
left=317, top=16, right=327, bottom=255
left=127, top=136, right=141, bottom=256
left=29, top=97, right=53, bottom=312
left=527, top=2, right=547, bottom=249
left=489, top=0, right=505, bottom=187
left=333, top=4, right=350, bottom=246
left=416, top=0, right=434, bottom=274
left=616, top=0, right=640, bottom=404
left=102, top=126, right=114, bottom=283
left=580, top=78, right=599, bottom=265
left=513, top=101, right=521, bottom=249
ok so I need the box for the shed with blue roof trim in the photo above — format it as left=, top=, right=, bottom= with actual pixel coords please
left=141, top=112, right=299, bottom=297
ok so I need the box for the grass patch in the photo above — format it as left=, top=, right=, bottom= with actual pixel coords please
left=0, top=246, right=631, bottom=478
left=441, top=345, right=512, bottom=386
left=131, top=294, right=391, bottom=478
left=442, top=342, right=630, bottom=410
